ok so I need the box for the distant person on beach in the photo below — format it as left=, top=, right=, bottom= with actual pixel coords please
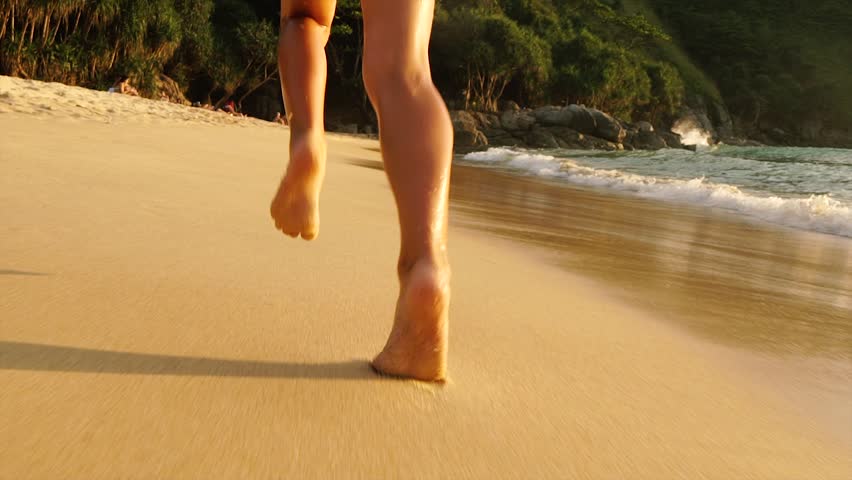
left=222, top=100, right=237, bottom=114
left=269, top=0, right=452, bottom=381
left=109, top=76, right=139, bottom=96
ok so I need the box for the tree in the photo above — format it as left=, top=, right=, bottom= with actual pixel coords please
left=432, top=9, right=551, bottom=111
left=325, top=0, right=371, bottom=119
left=551, top=29, right=652, bottom=119
left=205, top=0, right=277, bottom=108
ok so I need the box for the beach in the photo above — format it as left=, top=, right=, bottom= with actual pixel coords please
left=1, top=77, right=850, bottom=478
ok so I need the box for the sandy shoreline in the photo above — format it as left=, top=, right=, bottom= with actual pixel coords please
left=1, top=77, right=850, bottom=478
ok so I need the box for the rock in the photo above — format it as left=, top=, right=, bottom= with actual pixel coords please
left=589, top=108, right=626, bottom=143
left=487, top=133, right=519, bottom=147
left=450, top=110, right=488, bottom=152
left=633, top=130, right=667, bottom=150
left=658, top=131, right=684, bottom=149
left=566, top=104, right=596, bottom=133
left=636, top=121, right=654, bottom=133
left=500, top=110, right=536, bottom=132
left=547, top=127, right=585, bottom=148
left=481, top=126, right=511, bottom=141
left=473, top=112, right=501, bottom=130
left=455, top=129, right=489, bottom=151
left=576, top=134, right=618, bottom=150
left=444, top=103, right=695, bottom=152
left=450, top=110, right=479, bottom=132
left=500, top=100, right=521, bottom=112
left=766, top=127, right=792, bottom=144
left=526, top=126, right=560, bottom=149
left=558, top=104, right=626, bottom=144
left=673, top=106, right=716, bottom=143
left=709, top=100, right=734, bottom=139
left=532, top=106, right=574, bottom=127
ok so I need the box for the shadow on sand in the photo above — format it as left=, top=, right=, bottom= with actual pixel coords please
left=347, top=158, right=384, bottom=171
left=0, top=341, right=376, bottom=380
left=0, top=269, right=48, bottom=276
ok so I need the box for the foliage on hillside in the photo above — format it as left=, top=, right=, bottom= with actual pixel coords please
left=1, top=0, right=850, bottom=142
left=431, top=0, right=684, bottom=123
left=0, top=0, right=276, bottom=107
left=643, top=0, right=852, bottom=135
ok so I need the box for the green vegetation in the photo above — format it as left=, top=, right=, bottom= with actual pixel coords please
left=0, top=0, right=276, bottom=106
left=1, top=0, right=850, bottom=143
left=643, top=0, right=852, bottom=136
left=432, top=0, right=683, bottom=123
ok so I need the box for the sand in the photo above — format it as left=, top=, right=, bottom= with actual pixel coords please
left=1, top=76, right=850, bottom=478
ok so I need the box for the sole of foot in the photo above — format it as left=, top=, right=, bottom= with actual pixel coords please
left=372, top=259, right=450, bottom=382
left=270, top=131, right=325, bottom=240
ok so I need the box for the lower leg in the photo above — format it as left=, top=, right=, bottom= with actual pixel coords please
left=270, top=9, right=332, bottom=240
left=370, top=82, right=453, bottom=381
left=362, top=0, right=453, bottom=381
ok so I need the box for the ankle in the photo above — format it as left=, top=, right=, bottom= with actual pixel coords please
left=287, top=130, right=325, bottom=172
left=289, top=124, right=324, bottom=141
left=397, top=251, right=450, bottom=282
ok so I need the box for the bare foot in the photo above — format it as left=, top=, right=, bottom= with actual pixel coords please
left=270, top=131, right=325, bottom=240
left=372, top=258, right=450, bottom=382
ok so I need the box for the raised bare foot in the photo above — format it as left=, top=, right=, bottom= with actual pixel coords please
left=372, top=258, right=450, bottom=382
left=270, top=130, right=325, bottom=240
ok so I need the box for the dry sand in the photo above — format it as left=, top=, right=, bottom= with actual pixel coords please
left=1, top=76, right=850, bottom=478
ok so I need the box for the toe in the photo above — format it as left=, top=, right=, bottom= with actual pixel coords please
left=301, top=226, right=318, bottom=240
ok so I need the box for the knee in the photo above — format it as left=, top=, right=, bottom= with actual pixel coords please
left=362, top=54, right=432, bottom=105
left=279, top=14, right=329, bottom=37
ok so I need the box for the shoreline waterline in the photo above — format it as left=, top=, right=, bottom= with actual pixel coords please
left=462, top=146, right=852, bottom=238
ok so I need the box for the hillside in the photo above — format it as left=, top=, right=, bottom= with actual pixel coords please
left=638, top=0, right=852, bottom=146
left=1, top=0, right=849, bottom=146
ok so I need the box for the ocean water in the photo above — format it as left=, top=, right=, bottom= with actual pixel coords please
left=460, top=145, right=852, bottom=237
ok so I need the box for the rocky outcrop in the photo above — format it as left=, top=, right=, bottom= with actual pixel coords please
left=589, top=109, right=626, bottom=143
left=450, top=110, right=488, bottom=152
left=708, top=100, right=734, bottom=139
left=672, top=96, right=736, bottom=144
left=451, top=104, right=685, bottom=153
left=449, top=95, right=848, bottom=150
left=500, top=110, right=536, bottom=132
left=527, top=104, right=626, bottom=143
left=672, top=107, right=715, bottom=143
left=658, top=131, right=685, bottom=150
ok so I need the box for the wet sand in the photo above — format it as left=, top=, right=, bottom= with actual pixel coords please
left=449, top=165, right=852, bottom=446
left=1, top=77, right=851, bottom=478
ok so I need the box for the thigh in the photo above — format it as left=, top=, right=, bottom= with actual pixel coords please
left=281, top=0, right=337, bottom=26
left=360, top=0, right=435, bottom=65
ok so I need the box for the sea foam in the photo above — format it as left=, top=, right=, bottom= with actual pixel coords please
left=463, top=148, right=852, bottom=237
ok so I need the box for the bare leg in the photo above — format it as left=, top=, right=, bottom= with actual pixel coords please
left=362, top=0, right=453, bottom=381
left=270, top=0, right=336, bottom=240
